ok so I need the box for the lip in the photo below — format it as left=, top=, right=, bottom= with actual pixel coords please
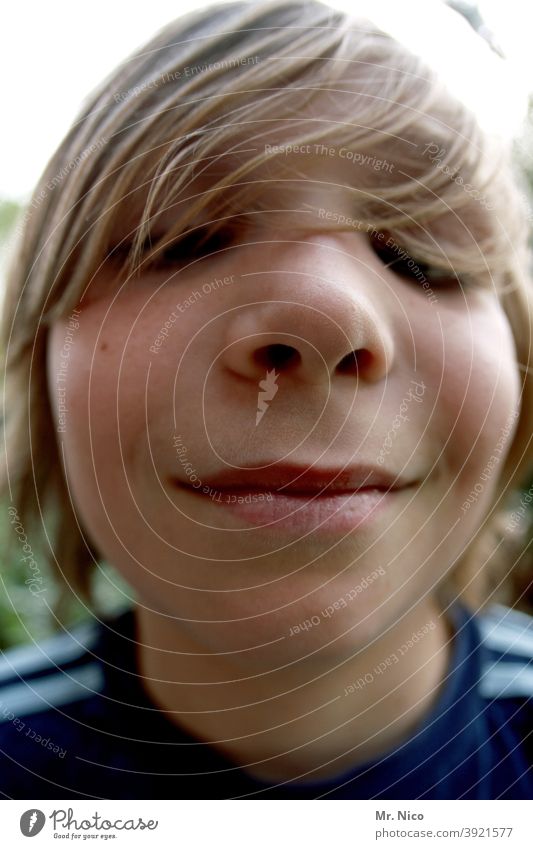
left=171, top=463, right=416, bottom=533
left=174, top=462, right=409, bottom=494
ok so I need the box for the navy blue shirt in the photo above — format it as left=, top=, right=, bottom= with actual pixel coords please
left=1, top=600, right=532, bottom=799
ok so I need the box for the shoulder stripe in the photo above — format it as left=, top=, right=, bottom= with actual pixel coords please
left=485, top=604, right=533, bottom=630
left=478, top=605, right=533, bottom=659
left=0, top=622, right=99, bottom=685
left=0, top=663, right=104, bottom=722
left=479, top=661, right=533, bottom=699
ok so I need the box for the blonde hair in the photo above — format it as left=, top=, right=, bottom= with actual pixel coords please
left=2, top=0, right=532, bottom=612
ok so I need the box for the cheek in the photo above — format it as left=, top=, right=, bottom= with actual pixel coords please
left=45, top=288, right=219, bottom=549
left=47, top=314, right=124, bottom=541
left=424, top=297, right=520, bottom=499
left=46, top=297, right=168, bottom=526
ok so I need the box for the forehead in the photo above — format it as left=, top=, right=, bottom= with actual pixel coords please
left=107, top=84, right=493, bottom=267
left=150, top=112, right=414, bottom=225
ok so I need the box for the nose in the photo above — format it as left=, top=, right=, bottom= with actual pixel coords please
left=220, top=239, right=394, bottom=386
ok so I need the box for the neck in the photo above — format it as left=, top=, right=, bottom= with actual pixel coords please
left=135, top=595, right=452, bottom=785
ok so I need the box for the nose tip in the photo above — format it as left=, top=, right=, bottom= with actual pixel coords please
left=221, top=299, right=393, bottom=386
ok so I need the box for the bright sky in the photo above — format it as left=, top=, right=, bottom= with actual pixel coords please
left=2, top=0, right=533, bottom=201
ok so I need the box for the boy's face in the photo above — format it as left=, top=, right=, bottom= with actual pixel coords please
left=46, top=138, right=520, bottom=662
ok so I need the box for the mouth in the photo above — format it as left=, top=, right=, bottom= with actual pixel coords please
left=170, top=463, right=417, bottom=533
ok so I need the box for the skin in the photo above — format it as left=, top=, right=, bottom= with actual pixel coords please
left=46, top=146, right=520, bottom=785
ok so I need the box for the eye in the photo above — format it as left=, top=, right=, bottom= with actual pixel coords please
left=149, top=224, right=238, bottom=268
left=368, top=230, right=463, bottom=289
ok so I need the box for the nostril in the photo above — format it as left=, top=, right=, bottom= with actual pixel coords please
left=336, top=349, right=371, bottom=376
left=253, top=344, right=300, bottom=372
